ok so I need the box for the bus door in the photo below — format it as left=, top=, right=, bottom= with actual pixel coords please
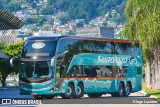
left=56, top=65, right=65, bottom=88
left=55, top=52, right=68, bottom=89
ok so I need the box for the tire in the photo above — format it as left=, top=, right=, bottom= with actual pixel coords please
left=33, top=95, right=44, bottom=99
left=117, top=83, right=125, bottom=97
left=111, top=83, right=125, bottom=97
left=88, top=94, right=102, bottom=98
left=73, top=83, right=84, bottom=98
left=124, top=83, right=130, bottom=97
left=45, top=95, right=55, bottom=99
left=61, top=83, right=74, bottom=99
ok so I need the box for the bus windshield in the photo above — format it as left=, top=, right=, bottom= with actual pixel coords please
left=19, top=60, right=53, bottom=82
left=21, top=40, right=57, bottom=59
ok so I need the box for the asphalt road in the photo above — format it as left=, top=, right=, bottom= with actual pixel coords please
left=0, top=87, right=160, bottom=107
left=0, top=86, right=145, bottom=99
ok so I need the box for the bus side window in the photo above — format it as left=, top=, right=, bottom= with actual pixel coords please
left=69, top=65, right=84, bottom=77
left=116, top=66, right=128, bottom=77
left=104, top=66, right=112, bottom=77
left=71, top=66, right=78, bottom=77
left=122, top=67, right=128, bottom=77
left=90, top=66, right=97, bottom=77
left=84, top=67, right=90, bottom=77
left=112, top=66, right=117, bottom=77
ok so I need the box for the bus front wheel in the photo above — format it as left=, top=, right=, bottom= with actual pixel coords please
left=73, top=83, right=84, bottom=98
left=61, top=83, right=74, bottom=99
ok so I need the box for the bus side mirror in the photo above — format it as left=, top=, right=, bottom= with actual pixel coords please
left=10, top=54, right=20, bottom=67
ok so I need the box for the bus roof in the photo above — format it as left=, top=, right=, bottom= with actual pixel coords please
left=26, top=36, right=139, bottom=44
left=26, top=36, right=67, bottom=41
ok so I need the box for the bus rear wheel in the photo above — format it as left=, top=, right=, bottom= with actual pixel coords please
left=124, top=83, right=130, bottom=97
left=118, top=83, right=125, bottom=97
left=61, top=83, right=74, bottom=99
left=88, top=94, right=102, bottom=98
left=73, top=83, right=84, bottom=98
left=111, top=83, right=125, bottom=97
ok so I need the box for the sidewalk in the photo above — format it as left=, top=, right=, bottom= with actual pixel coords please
left=139, top=90, right=158, bottom=98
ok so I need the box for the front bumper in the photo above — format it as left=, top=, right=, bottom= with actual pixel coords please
left=19, top=79, right=65, bottom=95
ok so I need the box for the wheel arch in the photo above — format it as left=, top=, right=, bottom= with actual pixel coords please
left=68, top=81, right=75, bottom=87
left=78, top=81, right=84, bottom=88
left=119, top=81, right=125, bottom=87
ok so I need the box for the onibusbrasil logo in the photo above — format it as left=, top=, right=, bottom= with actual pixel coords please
left=1, top=99, right=41, bottom=105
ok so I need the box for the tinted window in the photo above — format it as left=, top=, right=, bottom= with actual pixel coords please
left=68, top=65, right=85, bottom=77
left=21, top=40, right=57, bottom=58
left=56, top=39, right=139, bottom=77
left=57, top=39, right=137, bottom=55
left=115, top=43, right=131, bottom=54
left=129, top=44, right=141, bottom=55
left=19, top=60, right=53, bottom=83
left=57, top=39, right=112, bottom=54
left=66, top=65, right=128, bottom=78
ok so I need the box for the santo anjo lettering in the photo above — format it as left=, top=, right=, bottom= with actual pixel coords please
left=98, top=56, right=128, bottom=63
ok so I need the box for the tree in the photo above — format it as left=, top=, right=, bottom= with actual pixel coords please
left=3, top=41, right=24, bottom=57
left=0, top=41, right=24, bottom=87
left=0, top=42, right=5, bottom=50
left=0, top=59, right=12, bottom=87
left=56, top=12, right=70, bottom=24
left=122, top=0, right=160, bottom=89
left=1, top=0, right=126, bottom=24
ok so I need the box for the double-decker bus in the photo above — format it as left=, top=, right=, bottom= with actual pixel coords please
left=11, top=36, right=142, bottom=99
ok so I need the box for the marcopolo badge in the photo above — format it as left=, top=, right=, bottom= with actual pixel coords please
left=32, top=42, right=45, bottom=49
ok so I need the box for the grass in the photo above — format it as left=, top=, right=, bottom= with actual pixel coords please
left=142, top=82, right=160, bottom=98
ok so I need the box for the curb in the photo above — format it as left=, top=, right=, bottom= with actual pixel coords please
left=139, top=90, right=158, bottom=98
left=139, top=90, right=148, bottom=96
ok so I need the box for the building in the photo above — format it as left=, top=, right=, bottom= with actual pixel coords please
left=76, top=26, right=114, bottom=38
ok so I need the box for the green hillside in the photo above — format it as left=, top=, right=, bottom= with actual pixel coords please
left=0, top=0, right=126, bottom=23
